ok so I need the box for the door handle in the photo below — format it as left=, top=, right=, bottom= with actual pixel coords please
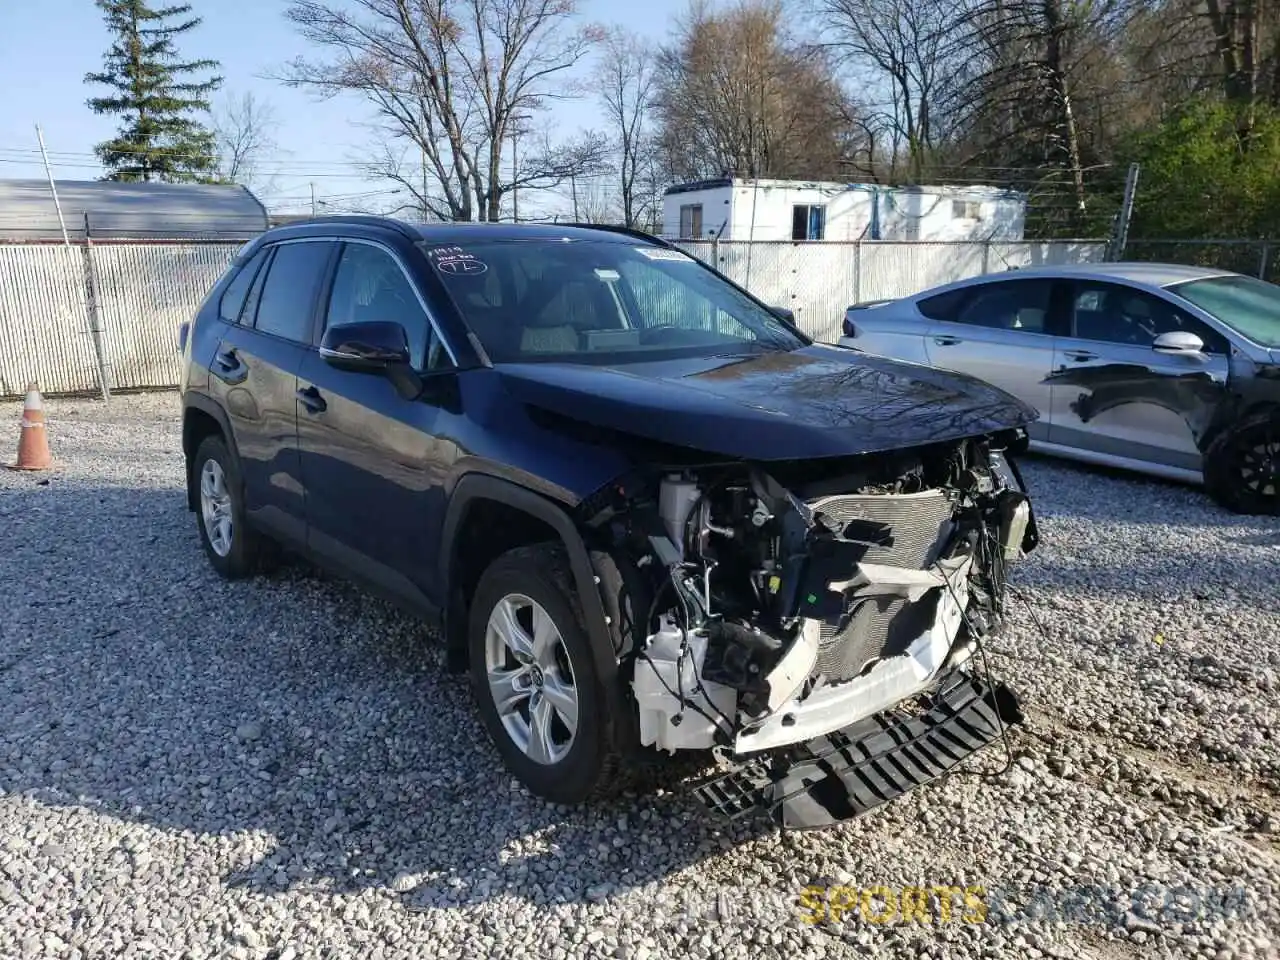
left=212, top=347, right=247, bottom=383
left=933, top=335, right=962, bottom=346
left=296, top=385, right=327, bottom=414
left=1065, top=350, right=1098, bottom=362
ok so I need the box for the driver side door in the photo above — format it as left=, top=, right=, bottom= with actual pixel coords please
left=1048, top=280, right=1231, bottom=472
left=296, top=238, right=459, bottom=611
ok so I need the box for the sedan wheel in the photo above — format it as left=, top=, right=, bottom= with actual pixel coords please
left=1206, top=412, right=1280, bottom=516
left=484, top=593, right=579, bottom=765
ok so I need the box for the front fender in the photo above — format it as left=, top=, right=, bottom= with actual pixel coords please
left=439, top=474, right=619, bottom=692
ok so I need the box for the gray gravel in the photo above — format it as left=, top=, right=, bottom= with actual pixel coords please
left=1, top=391, right=1277, bottom=960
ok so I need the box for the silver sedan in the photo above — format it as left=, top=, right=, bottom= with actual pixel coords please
left=838, top=262, right=1280, bottom=515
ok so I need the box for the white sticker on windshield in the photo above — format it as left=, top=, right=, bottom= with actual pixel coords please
left=594, top=268, right=621, bottom=281
left=634, top=246, right=694, bottom=262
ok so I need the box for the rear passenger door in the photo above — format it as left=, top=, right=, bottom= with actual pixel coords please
left=1048, top=280, right=1231, bottom=471
left=295, top=239, right=458, bottom=612
left=211, top=238, right=336, bottom=547
left=919, top=278, right=1062, bottom=442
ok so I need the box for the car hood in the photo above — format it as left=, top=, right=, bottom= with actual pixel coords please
left=495, top=344, right=1038, bottom=461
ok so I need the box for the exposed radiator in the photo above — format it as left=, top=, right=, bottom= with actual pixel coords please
left=808, top=489, right=956, bottom=681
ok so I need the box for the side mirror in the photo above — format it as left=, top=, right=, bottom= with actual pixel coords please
left=770, top=305, right=796, bottom=323
left=320, top=321, right=411, bottom=373
left=1152, top=330, right=1205, bottom=355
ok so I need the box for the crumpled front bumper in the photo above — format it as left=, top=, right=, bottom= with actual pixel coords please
left=692, top=671, right=1023, bottom=830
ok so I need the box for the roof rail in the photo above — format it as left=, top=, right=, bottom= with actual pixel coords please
left=278, top=214, right=422, bottom=242
left=558, top=222, right=675, bottom=248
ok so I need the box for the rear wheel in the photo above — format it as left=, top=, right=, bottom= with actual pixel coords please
left=192, top=434, right=277, bottom=578
left=1204, top=411, right=1280, bottom=516
left=468, top=543, right=624, bottom=803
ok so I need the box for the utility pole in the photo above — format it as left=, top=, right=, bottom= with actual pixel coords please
left=512, top=129, right=520, bottom=223
left=310, top=182, right=318, bottom=217
left=1111, top=163, right=1140, bottom=261
left=509, top=113, right=531, bottom=223
left=570, top=173, right=580, bottom=220
left=35, top=124, right=71, bottom=246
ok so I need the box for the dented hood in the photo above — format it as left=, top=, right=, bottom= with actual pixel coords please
left=496, top=344, right=1037, bottom=461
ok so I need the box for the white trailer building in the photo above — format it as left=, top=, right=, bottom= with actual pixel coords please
left=662, top=177, right=1027, bottom=243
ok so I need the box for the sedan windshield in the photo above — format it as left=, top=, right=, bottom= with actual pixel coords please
left=419, top=238, right=807, bottom=363
left=1167, top=274, right=1280, bottom=347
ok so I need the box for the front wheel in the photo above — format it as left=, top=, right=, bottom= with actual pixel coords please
left=1204, top=410, right=1280, bottom=516
left=468, top=543, right=625, bottom=803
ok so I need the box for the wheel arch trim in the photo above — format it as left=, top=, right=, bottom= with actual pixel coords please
left=439, top=473, right=620, bottom=700
left=182, top=394, right=240, bottom=512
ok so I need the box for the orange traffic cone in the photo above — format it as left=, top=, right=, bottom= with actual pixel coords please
left=7, top=382, right=54, bottom=471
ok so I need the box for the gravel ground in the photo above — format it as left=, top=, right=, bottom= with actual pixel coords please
left=1, top=391, right=1277, bottom=960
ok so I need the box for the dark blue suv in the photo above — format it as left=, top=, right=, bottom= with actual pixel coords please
left=179, top=217, right=1040, bottom=829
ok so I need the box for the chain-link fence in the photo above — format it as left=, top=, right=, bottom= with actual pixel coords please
left=1122, top=239, right=1277, bottom=282
left=675, top=239, right=1109, bottom=342
left=0, top=241, right=241, bottom=399
left=3, top=233, right=1272, bottom=399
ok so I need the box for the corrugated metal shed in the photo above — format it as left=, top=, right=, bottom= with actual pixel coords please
left=0, top=178, right=268, bottom=241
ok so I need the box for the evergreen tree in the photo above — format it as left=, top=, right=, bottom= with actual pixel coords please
left=85, top=1, right=223, bottom=182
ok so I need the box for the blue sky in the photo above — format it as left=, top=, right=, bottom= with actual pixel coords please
left=0, top=0, right=688, bottom=216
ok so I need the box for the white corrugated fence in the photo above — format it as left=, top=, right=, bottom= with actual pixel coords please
left=675, top=239, right=1109, bottom=343
left=0, top=242, right=240, bottom=399
left=0, top=238, right=1107, bottom=399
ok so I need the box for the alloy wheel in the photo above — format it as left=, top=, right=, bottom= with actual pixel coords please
left=1235, top=429, right=1280, bottom=504
left=483, top=593, right=579, bottom=765
left=199, top=459, right=234, bottom=557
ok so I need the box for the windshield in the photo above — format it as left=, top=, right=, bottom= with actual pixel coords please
left=419, top=239, right=807, bottom=363
left=1167, top=274, right=1280, bottom=347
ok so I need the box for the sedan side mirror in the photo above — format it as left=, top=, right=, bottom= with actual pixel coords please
left=770, top=305, right=796, bottom=323
left=1152, top=330, right=1205, bottom=355
left=320, top=321, right=411, bottom=373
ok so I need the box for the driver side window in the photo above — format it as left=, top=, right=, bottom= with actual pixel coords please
left=326, top=242, right=446, bottom=369
left=1070, top=282, right=1229, bottom=353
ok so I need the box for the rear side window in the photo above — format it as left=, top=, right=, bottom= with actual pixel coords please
left=917, top=289, right=968, bottom=322
left=953, top=279, right=1055, bottom=333
left=252, top=241, right=333, bottom=343
left=218, top=249, right=267, bottom=324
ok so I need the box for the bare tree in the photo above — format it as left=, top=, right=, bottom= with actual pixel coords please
left=282, top=0, right=604, bottom=221
left=949, top=0, right=1139, bottom=221
left=212, top=90, right=281, bottom=196
left=595, top=29, right=658, bottom=227
left=811, top=0, right=972, bottom=181
left=654, top=0, right=864, bottom=182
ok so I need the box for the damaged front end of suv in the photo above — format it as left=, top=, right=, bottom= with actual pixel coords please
left=576, top=430, right=1036, bottom=829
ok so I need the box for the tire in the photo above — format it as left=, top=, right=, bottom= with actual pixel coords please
left=468, top=543, right=625, bottom=804
left=1203, top=410, right=1280, bottom=516
left=191, top=434, right=277, bottom=578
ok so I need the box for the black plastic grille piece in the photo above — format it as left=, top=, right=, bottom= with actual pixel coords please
left=691, top=674, right=1017, bottom=830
